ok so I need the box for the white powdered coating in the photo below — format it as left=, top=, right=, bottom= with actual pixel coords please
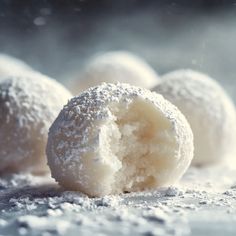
left=47, top=82, right=193, bottom=197
left=17, top=215, right=71, bottom=234
left=1, top=162, right=236, bottom=236
left=0, top=54, right=33, bottom=80
left=69, top=51, right=159, bottom=94
left=152, top=69, right=236, bottom=166
left=0, top=74, right=72, bottom=174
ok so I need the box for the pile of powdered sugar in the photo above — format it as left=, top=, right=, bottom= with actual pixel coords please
left=0, top=159, right=236, bottom=236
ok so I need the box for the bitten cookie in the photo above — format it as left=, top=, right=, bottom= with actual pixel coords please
left=47, top=83, right=193, bottom=196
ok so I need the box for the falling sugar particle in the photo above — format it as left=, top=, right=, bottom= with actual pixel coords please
left=33, top=17, right=46, bottom=26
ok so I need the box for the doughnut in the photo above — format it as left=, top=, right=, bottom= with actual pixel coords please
left=69, top=51, right=159, bottom=94
left=152, top=69, right=236, bottom=166
left=47, top=83, right=193, bottom=196
left=0, top=74, right=72, bottom=174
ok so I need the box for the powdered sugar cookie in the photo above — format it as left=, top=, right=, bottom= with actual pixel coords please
left=153, top=69, right=236, bottom=166
left=0, top=54, right=33, bottom=80
left=47, top=83, right=193, bottom=196
left=70, top=51, right=159, bottom=94
left=0, top=74, right=72, bottom=174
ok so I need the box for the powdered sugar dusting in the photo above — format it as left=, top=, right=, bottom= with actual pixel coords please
left=1, top=163, right=236, bottom=235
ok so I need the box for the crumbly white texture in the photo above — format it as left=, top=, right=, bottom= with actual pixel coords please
left=47, top=82, right=193, bottom=197
left=70, top=51, right=159, bottom=94
left=152, top=69, right=236, bottom=166
left=0, top=54, right=33, bottom=80
left=0, top=74, right=72, bottom=174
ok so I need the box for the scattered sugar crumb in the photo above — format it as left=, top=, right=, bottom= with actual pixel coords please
left=0, top=157, right=236, bottom=235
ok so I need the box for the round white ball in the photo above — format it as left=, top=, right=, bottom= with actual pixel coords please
left=0, top=54, right=34, bottom=80
left=153, top=69, right=236, bottom=166
left=0, top=74, right=72, bottom=174
left=70, top=51, right=159, bottom=94
left=47, top=83, right=193, bottom=196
